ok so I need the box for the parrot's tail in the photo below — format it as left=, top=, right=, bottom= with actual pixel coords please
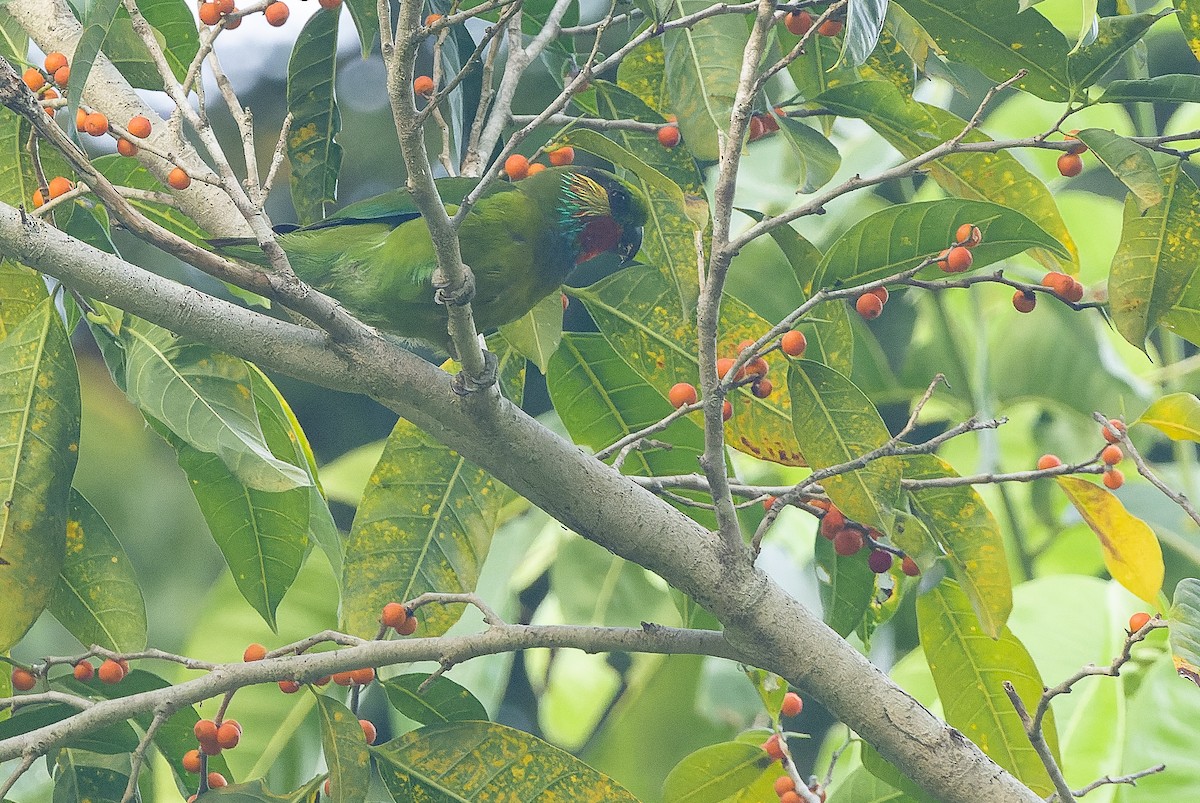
left=207, top=237, right=271, bottom=267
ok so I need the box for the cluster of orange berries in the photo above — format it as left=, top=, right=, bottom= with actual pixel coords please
left=502, top=147, right=575, bottom=181
left=198, top=0, right=322, bottom=28
left=761, top=692, right=827, bottom=802
left=854, top=286, right=888, bottom=321
left=1036, top=419, right=1127, bottom=489
left=935, top=223, right=982, bottom=275
left=9, top=657, right=128, bottom=691
left=22, top=51, right=70, bottom=112
left=1057, top=131, right=1087, bottom=178
left=810, top=500, right=920, bottom=574
left=783, top=9, right=844, bottom=37
left=1012, top=270, right=1085, bottom=314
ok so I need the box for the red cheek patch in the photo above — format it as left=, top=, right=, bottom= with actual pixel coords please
left=575, top=217, right=621, bottom=264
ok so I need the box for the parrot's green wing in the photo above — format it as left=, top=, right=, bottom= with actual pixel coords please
left=307, top=178, right=517, bottom=230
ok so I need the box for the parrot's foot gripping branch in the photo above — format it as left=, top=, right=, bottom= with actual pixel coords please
left=432, top=265, right=477, bottom=307
left=451, top=349, right=500, bottom=396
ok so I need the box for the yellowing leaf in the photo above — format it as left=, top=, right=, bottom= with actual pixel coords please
left=1138, top=392, right=1200, bottom=442
left=1057, top=476, right=1164, bottom=604
left=1169, top=578, right=1200, bottom=689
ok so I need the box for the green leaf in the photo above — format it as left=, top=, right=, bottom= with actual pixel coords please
left=52, top=749, right=130, bottom=803
left=1138, top=392, right=1200, bottom=442
left=917, top=578, right=1058, bottom=796
left=374, top=721, right=639, bottom=801
left=816, top=80, right=1078, bottom=272
left=575, top=268, right=807, bottom=466
left=0, top=703, right=137, bottom=755
left=94, top=316, right=310, bottom=492
left=902, top=455, right=1011, bottom=637
left=828, top=766, right=915, bottom=802
left=661, top=0, right=746, bottom=160
left=382, top=674, right=489, bottom=725
left=0, top=8, right=28, bottom=64
left=1057, top=476, right=1164, bottom=605
left=841, top=0, right=889, bottom=68
left=316, top=695, right=371, bottom=803
left=48, top=490, right=147, bottom=651
left=0, top=262, right=47, bottom=339
left=200, top=777, right=324, bottom=802
left=66, top=0, right=122, bottom=115
left=551, top=536, right=671, bottom=628
left=498, top=291, right=563, bottom=374
left=1169, top=578, right=1200, bottom=687
left=785, top=29, right=859, bottom=106
left=815, top=535, right=876, bottom=637
left=893, top=0, right=1071, bottom=101
left=776, top=115, right=841, bottom=194
left=1072, top=128, right=1163, bottom=212
left=344, top=0, right=379, bottom=58
left=1108, top=163, right=1200, bottom=349
left=616, top=40, right=671, bottom=115
left=787, top=361, right=900, bottom=530
left=861, top=29, right=916, bottom=96
left=813, top=198, right=1071, bottom=290
left=1068, top=12, right=1168, bottom=91
left=1100, top=74, right=1200, bottom=104
left=1176, top=0, right=1200, bottom=63
left=561, top=129, right=705, bottom=313
left=661, top=742, right=771, bottom=803
left=0, top=299, right=78, bottom=652
left=125, top=0, right=199, bottom=84
left=288, top=7, right=343, bottom=226
left=340, top=346, right=523, bottom=638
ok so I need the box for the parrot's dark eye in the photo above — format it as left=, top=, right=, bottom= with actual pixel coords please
left=609, top=188, right=629, bottom=217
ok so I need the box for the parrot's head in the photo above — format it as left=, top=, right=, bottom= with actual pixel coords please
left=546, top=167, right=648, bottom=267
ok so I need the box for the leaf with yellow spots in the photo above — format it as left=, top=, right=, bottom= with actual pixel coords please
left=47, top=490, right=147, bottom=652
left=816, top=81, right=1078, bottom=274
left=0, top=261, right=47, bottom=340
left=1057, top=476, right=1164, bottom=605
left=903, top=455, right=1011, bottom=638
left=287, top=8, right=342, bottom=226
left=374, top=720, right=640, bottom=801
left=340, top=338, right=524, bottom=638
left=317, top=695, right=372, bottom=802
left=0, top=299, right=79, bottom=652
left=918, top=578, right=1059, bottom=797
left=616, top=40, right=671, bottom=115
left=576, top=266, right=821, bottom=467
left=1174, top=0, right=1200, bottom=62
left=1169, top=578, right=1200, bottom=688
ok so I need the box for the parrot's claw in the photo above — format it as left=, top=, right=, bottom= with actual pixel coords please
left=452, top=349, right=499, bottom=396
left=433, top=266, right=477, bottom=307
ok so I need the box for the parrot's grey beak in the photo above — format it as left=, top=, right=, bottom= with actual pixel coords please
left=617, top=226, right=643, bottom=266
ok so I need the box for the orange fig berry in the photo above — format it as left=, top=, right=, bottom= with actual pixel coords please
left=1057, top=152, right=1083, bottom=177
left=1012, top=290, right=1036, bottom=313
left=669, top=382, right=698, bottom=408
left=504, top=154, right=530, bottom=181
left=382, top=601, right=408, bottom=629
left=937, top=245, right=973, bottom=273
left=817, top=18, right=843, bottom=36
left=775, top=775, right=797, bottom=795
left=780, top=330, right=806, bottom=357
left=752, top=378, right=773, bottom=398
left=722, top=399, right=733, bottom=421
left=1101, top=444, right=1123, bottom=465
left=397, top=614, right=419, bottom=635
left=657, top=124, right=681, bottom=148
left=278, top=679, right=301, bottom=693
left=319, top=0, right=343, bottom=7
left=264, top=1, right=289, bottom=26
left=98, top=658, right=126, bottom=684
left=199, top=739, right=222, bottom=756
left=762, top=733, right=786, bottom=760
left=901, top=555, right=920, bottom=577
left=855, top=293, right=883, bottom=320
left=182, top=749, right=202, bottom=773
left=748, top=115, right=766, bottom=142
left=1103, top=468, right=1125, bottom=489
left=31, top=189, right=45, bottom=208
left=84, top=111, right=109, bottom=137
left=784, top=10, right=813, bottom=37
left=413, top=75, right=435, bottom=96
left=216, top=722, right=240, bottom=749
left=22, top=68, right=46, bottom=92
left=44, top=52, right=68, bottom=74
left=762, top=495, right=777, bottom=511
left=75, top=107, right=88, bottom=130
left=867, top=286, right=889, bottom=305
left=527, top=163, right=546, bottom=176
left=715, top=357, right=737, bottom=380
left=1064, top=130, right=1087, bottom=155
left=833, top=527, right=864, bottom=556
left=780, top=691, right=803, bottom=717
left=548, top=146, right=575, bottom=166
left=332, top=671, right=354, bottom=686
left=425, top=13, right=442, bottom=26
left=243, top=643, right=267, bottom=662
left=819, top=506, right=845, bottom=540
left=194, top=719, right=218, bottom=742
left=48, top=176, right=73, bottom=199
left=956, top=223, right=982, bottom=248
left=747, top=357, right=769, bottom=377
left=53, top=66, right=69, bottom=86
left=207, top=771, right=228, bottom=788
left=167, top=167, right=191, bottom=190
left=1128, top=612, right=1152, bottom=632
left=1064, top=279, right=1084, bottom=303
left=73, top=661, right=95, bottom=681
left=116, top=138, right=138, bottom=157
left=1101, top=419, right=1126, bottom=444
left=360, top=719, right=377, bottom=744
left=127, top=115, right=152, bottom=138
left=349, top=667, right=376, bottom=685
left=1041, top=271, right=1073, bottom=297
left=215, top=0, right=236, bottom=11
left=199, top=2, right=222, bottom=25
left=780, top=792, right=804, bottom=803
left=1036, top=454, right=1063, bottom=471
left=225, top=14, right=242, bottom=29
left=11, top=667, right=36, bottom=691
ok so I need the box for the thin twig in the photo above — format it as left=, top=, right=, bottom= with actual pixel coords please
left=1071, top=765, right=1166, bottom=798
left=1094, top=411, right=1200, bottom=528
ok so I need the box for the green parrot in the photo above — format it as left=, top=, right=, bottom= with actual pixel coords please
left=212, top=166, right=648, bottom=348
